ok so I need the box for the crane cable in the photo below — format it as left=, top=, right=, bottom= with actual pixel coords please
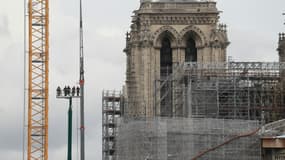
left=191, top=127, right=261, bottom=160
left=23, top=0, right=27, bottom=159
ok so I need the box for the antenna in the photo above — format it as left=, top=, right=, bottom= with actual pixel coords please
left=79, top=0, right=85, bottom=159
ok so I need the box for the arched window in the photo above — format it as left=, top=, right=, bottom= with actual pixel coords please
left=185, top=38, right=197, bottom=62
left=160, top=37, right=172, bottom=117
left=160, top=37, right=172, bottom=76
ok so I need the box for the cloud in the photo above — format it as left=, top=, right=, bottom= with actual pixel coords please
left=0, top=15, right=10, bottom=37
left=95, top=26, right=124, bottom=38
left=0, top=150, right=21, bottom=160
left=228, top=27, right=279, bottom=61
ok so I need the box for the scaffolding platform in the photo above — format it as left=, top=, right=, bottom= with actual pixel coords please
left=155, top=62, right=285, bottom=122
left=102, top=90, right=123, bottom=160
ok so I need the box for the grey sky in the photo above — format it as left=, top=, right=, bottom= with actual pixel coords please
left=0, top=0, right=284, bottom=159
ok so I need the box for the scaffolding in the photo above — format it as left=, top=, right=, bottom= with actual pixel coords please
left=116, top=117, right=261, bottom=160
left=111, top=62, right=285, bottom=160
left=102, top=90, right=123, bottom=160
left=156, top=62, right=285, bottom=122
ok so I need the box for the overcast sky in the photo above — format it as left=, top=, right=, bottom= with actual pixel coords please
left=0, top=0, right=284, bottom=159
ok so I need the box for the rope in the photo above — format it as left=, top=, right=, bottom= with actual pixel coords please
left=191, top=127, right=261, bottom=160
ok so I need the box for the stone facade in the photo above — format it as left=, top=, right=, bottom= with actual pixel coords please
left=124, top=0, right=230, bottom=117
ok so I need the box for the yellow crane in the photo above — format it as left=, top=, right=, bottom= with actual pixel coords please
left=27, top=0, right=49, bottom=159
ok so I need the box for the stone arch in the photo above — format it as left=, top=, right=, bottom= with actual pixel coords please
left=180, top=25, right=207, bottom=48
left=152, top=26, right=180, bottom=48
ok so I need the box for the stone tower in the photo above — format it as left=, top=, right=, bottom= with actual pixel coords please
left=278, top=33, right=285, bottom=62
left=124, top=0, right=230, bottom=117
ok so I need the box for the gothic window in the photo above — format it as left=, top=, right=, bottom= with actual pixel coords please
left=185, top=38, right=197, bottom=62
left=160, top=37, right=172, bottom=117
left=160, top=37, right=172, bottom=76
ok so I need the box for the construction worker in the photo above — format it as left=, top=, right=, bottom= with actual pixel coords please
left=56, top=86, right=61, bottom=96
left=76, top=86, right=80, bottom=96
left=64, top=86, right=67, bottom=96
left=67, top=86, right=71, bottom=96
left=72, top=86, right=76, bottom=96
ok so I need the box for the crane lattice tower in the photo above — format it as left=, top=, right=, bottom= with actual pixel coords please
left=27, top=0, right=49, bottom=159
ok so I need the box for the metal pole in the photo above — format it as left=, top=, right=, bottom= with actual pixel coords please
left=79, top=0, right=85, bottom=159
left=154, top=80, right=157, bottom=117
left=23, top=0, right=27, bottom=159
left=68, top=97, right=73, bottom=160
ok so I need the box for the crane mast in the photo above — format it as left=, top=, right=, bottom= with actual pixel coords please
left=27, top=0, right=49, bottom=159
left=79, top=0, right=85, bottom=159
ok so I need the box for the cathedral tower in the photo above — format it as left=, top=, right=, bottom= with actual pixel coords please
left=124, top=0, right=230, bottom=117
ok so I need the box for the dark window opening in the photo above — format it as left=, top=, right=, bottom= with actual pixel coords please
left=185, top=38, right=197, bottom=62
left=160, top=37, right=173, bottom=117
left=160, top=37, right=172, bottom=77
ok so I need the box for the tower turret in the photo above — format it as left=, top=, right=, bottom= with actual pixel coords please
left=278, top=33, right=285, bottom=62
